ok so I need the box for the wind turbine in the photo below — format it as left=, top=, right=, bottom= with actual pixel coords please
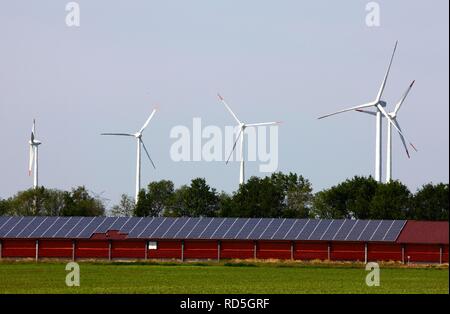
left=101, top=109, right=157, bottom=203
left=28, top=119, right=42, bottom=189
left=317, top=41, right=417, bottom=182
left=218, top=94, right=280, bottom=185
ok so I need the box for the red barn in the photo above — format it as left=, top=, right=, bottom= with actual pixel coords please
left=0, top=217, right=447, bottom=263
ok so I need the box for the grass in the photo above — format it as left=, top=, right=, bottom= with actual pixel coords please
left=0, top=260, right=448, bottom=294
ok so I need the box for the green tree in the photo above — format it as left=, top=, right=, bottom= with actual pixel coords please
left=169, top=178, right=219, bottom=217
left=232, top=176, right=284, bottom=218
left=0, top=198, right=11, bottom=215
left=61, top=186, right=105, bottom=216
left=111, top=194, right=135, bottom=217
left=135, top=180, right=175, bottom=217
left=411, top=183, right=449, bottom=221
left=368, top=180, right=411, bottom=219
left=270, top=172, right=314, bottom=218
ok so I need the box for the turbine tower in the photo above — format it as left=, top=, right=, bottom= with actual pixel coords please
left=318, top=41, right=417, bottom=182
left=28, top=119, right=42, bottom=189
left=101, top=109, right=157, bottom=203
left=218, top=94, right=280, bottom=185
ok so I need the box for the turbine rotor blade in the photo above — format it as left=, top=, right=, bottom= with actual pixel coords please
left=392, top=118, right=410, bottom=158
left=394, top=80, right=415, bottom=115
left=226, top=127, right=244, bottom=164
left=28, top=145, right=34, bottom=175
left=376, top=41, right=398, bottom=102
left=377, top=104, right=417, bottom=152
left=218, top=93, right=241, bottom=124
left=356, top=109, right=377, bottom=116
left=100, top=133, right=134, bottom=137
left=318, top=102, right=375, bottom=119
left=140, top=139, right=156, bottom=169
left=139, top=108, right=157, bottom=134
left=245, top=121, right=281, bottom=127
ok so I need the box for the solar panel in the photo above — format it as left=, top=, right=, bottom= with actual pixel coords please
left=358, top=220, right=382, bottom=241
left=308, top=219, right=333, bottom=240
left=235, top=218, right=260, bottom=239
left=297, top=219, right=320, bottom=240
left=223, top=218, right=249, bottom=239
left=320, top=219, right=344, bottom=241
left=149, top=218, right=177, bottom=239
left=0, top=217, right=407, bottom=242
left=369, top=220, right=392, bottom=241
left=247, top=218, right=272, bottom=240
left=4, top=217, right=34, bottom=238
left=199, top=218, right=226, bottom=239
left=383, top=220, right=406, bottom=241
left=0, top=217, right=20, bottom=237
left=260, top=219, right=284, bottom=240
left=162, top=217, right=190, bottom=238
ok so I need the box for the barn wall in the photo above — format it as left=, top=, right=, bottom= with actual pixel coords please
left=147, top=240, right=181, bottom=259
left=183, top=240, right=217, bottom=259
left=75, top=240, right=109, bottom=259
left=220, top=241, right=254, bottom=259
left=1, top=240, right=35, bottom=258
left=112, top=241, right=145, bottom=259
left=405, top=244, right=442, bottom=263
left=368, top=243, right=402, bottom=262
left=331, top=242, right=365, bottom=261
left=294, top=242, right=328, bottom=260
left=39, top=240, right=73, bottom=258
left=257, top=241, right=291, bottom=260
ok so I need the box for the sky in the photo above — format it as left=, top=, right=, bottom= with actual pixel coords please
left=0, top=1, right=448, bottom=208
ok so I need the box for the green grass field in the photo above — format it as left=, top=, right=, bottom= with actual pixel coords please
left=0, top=261, right=448, bottom=294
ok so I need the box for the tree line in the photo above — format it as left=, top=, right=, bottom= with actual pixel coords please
left=2, top=173, right=446, bottom=221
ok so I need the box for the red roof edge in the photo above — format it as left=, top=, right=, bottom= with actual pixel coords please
left=396, top=221, right=449, bottom=245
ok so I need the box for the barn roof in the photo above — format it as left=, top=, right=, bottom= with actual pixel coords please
left=396, top=221, right=449, bottom=245
left=0, top=216, right=406, bottom=242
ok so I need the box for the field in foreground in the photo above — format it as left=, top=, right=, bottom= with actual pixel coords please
left=0, top=261, right=448, bottom=294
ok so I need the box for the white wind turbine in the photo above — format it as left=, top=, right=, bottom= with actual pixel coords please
left=28, top=119, right=42, bottom=189
left=318, top=41, right=417, bottom=182
left=218, top=94, right=280, bottom=185
left=101, top=109, right=157, bottom=203
left=357, top=80, right=417, bottom=182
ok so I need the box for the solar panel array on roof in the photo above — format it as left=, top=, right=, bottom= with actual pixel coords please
left=0, top=217, right=406, bottom=242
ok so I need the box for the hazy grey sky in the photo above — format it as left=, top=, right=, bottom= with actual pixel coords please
left=0, top=1, right=448, bottom=207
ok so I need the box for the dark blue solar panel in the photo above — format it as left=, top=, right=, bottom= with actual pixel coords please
left=16, top=216, right=43, bottom=238
left=119, top=217, right=143, bottom=233
left=40, top=217, right=66, bottom=238
left=210, top=218, right=236, bottom=239
left=54, top=217, right=85, bottom=238
left=129, top=217, right=156, bottom=238
left=5, top=217, right=34, bottom=238
left=0, top=216, right=8, bottom=228
left=63, top=217, right=89, bottom=238
left=78, top=217, right=107, bottom=238
left=93, top=217, right=119, bottom=233
left=369, top=220, right=392, bottom=241
left=297, top=219, right=320, bottom=240
left=283, top=219, right=307, bottom=239
left=29, top=217, right=58, bottom=238
left=235, top=218, right=260, bottom=239
left=174, top=218, right=200, bottom=238
left=108, top=217, right=130, bottom=231
left=149, top=218, right=178, bottom=239
left=332, top=220, right=356, bottom=241
left=383, top=220, right=406, bottom=241
left=320, top=220, right=344, bottom=241
left=0, top=217, right=21, bottom=237
left=161, top=217, right=190, bottom=238
left=308, top=219, right=333, bottom=240
left=186, top=218, right=214, bottom=239
left=260, top=219, right=284, bottom=240
left=200, top=218, right=226, bottom=239
left=247, top=218, right=272, bottom=240
left=270, top=219, right=296, bottom=240
left=223, top=218, right=249, bottom=239
left=358, top=220, right=381, bottom=241
left=344, top=220, right=368, bottom=241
